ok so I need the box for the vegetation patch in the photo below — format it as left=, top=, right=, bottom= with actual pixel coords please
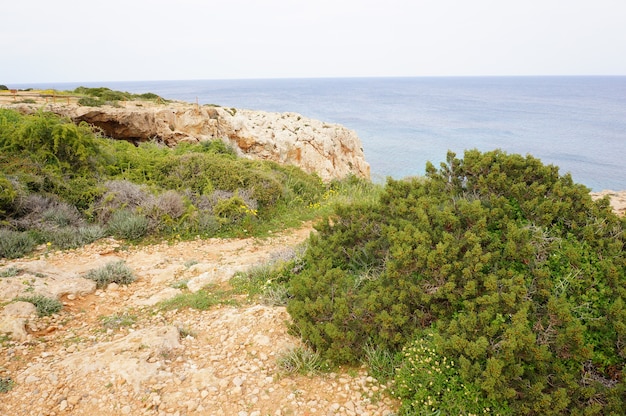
left=230, top=245, right=306, bottom=306
left=84, top=260, right=135, bottom=289
left=276, top=346, right=327, bottom=375
left=286, top=150, right=626, bottom=415
left=15, top=294, right=63, bottom=317
left=1, top=107, right=365, bottom=259
left=0, top=377, right=14, bottom=393
left=0, top=266, right=21, bottom=278
left=100, top=311, right=137, bottom=330
left=157, top=285, right=236, bottom=311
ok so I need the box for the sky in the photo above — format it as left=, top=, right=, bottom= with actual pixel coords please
left=2, top=0, right=626, bottom=84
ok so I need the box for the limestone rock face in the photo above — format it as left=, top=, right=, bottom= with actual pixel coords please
left=13, top=101, right=370, bottom=182
left=0, top=301, right=38, bottom=341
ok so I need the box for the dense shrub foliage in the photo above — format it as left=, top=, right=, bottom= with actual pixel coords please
left=74, top=86, right=165, bottom=106
left=0, top=108, right=344, bottom=258
left=287, top=150, right=626, bottom=414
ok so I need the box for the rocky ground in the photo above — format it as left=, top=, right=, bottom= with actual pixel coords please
left=0, top=224, right=398, bottom=416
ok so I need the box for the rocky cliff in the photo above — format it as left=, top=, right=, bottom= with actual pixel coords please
left=6, top=101, right=370, bottom=182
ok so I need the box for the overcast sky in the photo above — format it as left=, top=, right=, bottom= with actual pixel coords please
left=2, top=0, right=626, bottom=84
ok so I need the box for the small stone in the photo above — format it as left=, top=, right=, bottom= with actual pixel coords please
left=200, top=390, right=209, bottom=398
left=67, top=395, right=81, bottom=406
left=67, top=294, right=76, bottom=301
left=25, top=375, right=40, bottom=383
left=121, top=405, right=131, bottom=414
left=59, top=400, right=68, bottom=411
left=232, top=376, right=244, bottom=387
left=107, top=282, right=119, bottom=291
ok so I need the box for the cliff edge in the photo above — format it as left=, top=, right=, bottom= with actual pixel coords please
left=4, top=99, right=370, bottom=182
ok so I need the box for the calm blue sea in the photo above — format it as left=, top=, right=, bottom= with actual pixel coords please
left=17, top=77, right=626, bottom=191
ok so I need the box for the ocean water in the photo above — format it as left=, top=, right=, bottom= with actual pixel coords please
left=18, top=77, right=626, bottom=191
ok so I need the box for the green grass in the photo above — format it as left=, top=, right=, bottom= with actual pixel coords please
left=157, top=285, right=237, bottom=311
left=276, top=346, right=328, bottom=375
left=99, top=311, right=137, bottom=330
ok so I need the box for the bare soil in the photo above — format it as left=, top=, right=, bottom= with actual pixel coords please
left=0, top=224, right=398, bottom=416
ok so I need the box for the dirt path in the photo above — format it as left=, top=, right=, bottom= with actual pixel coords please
left=0, top=224, right=397, bottom=416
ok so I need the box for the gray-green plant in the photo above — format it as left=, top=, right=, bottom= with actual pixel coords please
left=0, top=266, right=21, bottom=278
left=106, top=210, right=150, bottom=241
left=84, top=260, right=135, bottom=289
left=0, top=229, right=36, bottom=259
left=16, top=294, right=63, bottom=317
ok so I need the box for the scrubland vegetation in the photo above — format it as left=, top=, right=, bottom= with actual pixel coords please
left=2, top=100, right=625, bottom=414
left=0, top=108, right=372, bottom=259
left=282, top=150, right=626, bottom=415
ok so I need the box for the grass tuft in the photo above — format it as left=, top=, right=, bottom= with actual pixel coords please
left=276, top=346, right=327, bottom=375
left=100, top=311, right=137, bottom=330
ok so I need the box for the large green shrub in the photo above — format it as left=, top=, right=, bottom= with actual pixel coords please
left=287, top=149, right=626, bottom=415
left=0, top=110, right=99, bottom=173
left=0, top=174, right=16, bottom=215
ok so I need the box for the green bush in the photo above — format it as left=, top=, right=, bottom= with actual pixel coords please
left=0, top=174, right=16, bottom=215
left=287, top=149, right=626, bottom=415
left=84, top=260, right=135, bottom=289
left=16, top=294, right=63, bottom=317
left=77, top=96, right=104, bottom=107
left=394, top=330, right=510, bottom=415
left=0, top=110, right=99, bottom=173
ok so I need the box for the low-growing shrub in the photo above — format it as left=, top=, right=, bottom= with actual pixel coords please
left=84, top=260, right=135, bottom=288
left=77, top=97, right=104, bottom=107
left=106, top=210, right=150, bottom=240
left=46, top=227, right=83, bottom=249
left=16, top=294, right=63, bottom=317
left=0, top=229, right=36, bottom=259
left=76, top=225, right=106, bottom=244
left=0, top=266, right=21, bottom=278
left=94, top=180, right=154, bottom=223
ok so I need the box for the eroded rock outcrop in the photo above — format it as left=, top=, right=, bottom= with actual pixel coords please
left=7, top=101, right=370, bottom=182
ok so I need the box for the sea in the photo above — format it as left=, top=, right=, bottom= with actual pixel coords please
left=15, top=77, right=626, bottom=191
